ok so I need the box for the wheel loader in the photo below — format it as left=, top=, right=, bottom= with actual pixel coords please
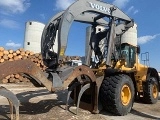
left=0, top=0, right=159, bottom=119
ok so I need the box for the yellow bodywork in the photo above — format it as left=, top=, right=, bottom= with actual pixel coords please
left=94, top=54, right=149, bottom=93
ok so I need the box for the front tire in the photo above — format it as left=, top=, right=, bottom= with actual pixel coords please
left=100, top=74, right=135, bottom=116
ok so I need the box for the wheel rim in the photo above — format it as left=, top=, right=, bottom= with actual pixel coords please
left=121, top=84, right=131, bottom=106
left=152, top=84, right=158, bottom=99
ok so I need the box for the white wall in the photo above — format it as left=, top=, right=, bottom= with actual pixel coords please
left=24, top=21, right=45, bottom=53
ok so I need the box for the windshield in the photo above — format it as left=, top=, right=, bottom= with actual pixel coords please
left=121, top=43, right=136, bottom=68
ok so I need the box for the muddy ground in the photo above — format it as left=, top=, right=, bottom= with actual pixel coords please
left=0, top=83, right=160, bottom=120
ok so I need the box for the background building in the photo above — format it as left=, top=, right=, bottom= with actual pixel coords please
left=24, top=21, right=45, bottom=53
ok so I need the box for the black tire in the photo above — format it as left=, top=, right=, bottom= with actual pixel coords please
left=100, top=74, right=135, bottom=116
left=142, top=77, right=159, bottom=104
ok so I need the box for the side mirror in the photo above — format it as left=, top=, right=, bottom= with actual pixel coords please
left=137, top=45, right=140, bottom=54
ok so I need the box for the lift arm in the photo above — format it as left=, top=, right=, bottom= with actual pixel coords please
left=41, top=0, right=134, bottom=68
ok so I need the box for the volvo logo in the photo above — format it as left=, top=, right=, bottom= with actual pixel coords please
left=89, top=2, right=111, bottom=14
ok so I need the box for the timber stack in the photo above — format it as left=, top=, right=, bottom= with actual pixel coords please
left=0, top=47, right=47, bottom=84
left=0, top=47, right=81, bottom=84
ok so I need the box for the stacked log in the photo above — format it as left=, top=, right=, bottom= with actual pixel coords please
left=0, top=47, right=47, bottom=84
left=0, top=47, right=46, bottom=70
left=0, top=47, right=81, bottom=84
left=2, top=74, right=29, bottom=84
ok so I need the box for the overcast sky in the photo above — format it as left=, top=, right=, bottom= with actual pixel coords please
left=0, top=0, right=160, bottom=71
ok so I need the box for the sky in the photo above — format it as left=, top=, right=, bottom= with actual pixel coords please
left=0, top=0, right=160, bottom=71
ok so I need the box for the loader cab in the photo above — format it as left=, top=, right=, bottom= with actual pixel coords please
left=121, top=43, right=136, bottom=68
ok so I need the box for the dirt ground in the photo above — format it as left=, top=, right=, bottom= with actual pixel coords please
left=0, top=83, right=160, bottom=120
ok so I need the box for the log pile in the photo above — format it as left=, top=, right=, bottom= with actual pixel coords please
left=0, top=47, right=47, bottom=84
left=1, top=74, right=30, bottom=84
left=0, top=47, right=81, bottom=84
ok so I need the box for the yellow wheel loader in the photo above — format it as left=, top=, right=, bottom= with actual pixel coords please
left=0, top=0, right=159, bottom=118
left=41, top=0, right=159, bottom=115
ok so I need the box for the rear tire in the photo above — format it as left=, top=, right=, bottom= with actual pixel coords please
left=100, top=74, right=135, bottom=116
left=142, top=77, right=159, bottom=104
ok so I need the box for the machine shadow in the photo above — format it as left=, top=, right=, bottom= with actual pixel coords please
left=0, top=89, right=69, bottom=117
left=0, top=112, right=10, bottom=120
left=99, top=95, right=160, bottom=119
left=1, top=89, right=160, bottom=119
left=131, top=109, right=160, bottom=119
left=129, top=94, right=160, bottom=119
left=99, top=108, right=160, bottom=119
